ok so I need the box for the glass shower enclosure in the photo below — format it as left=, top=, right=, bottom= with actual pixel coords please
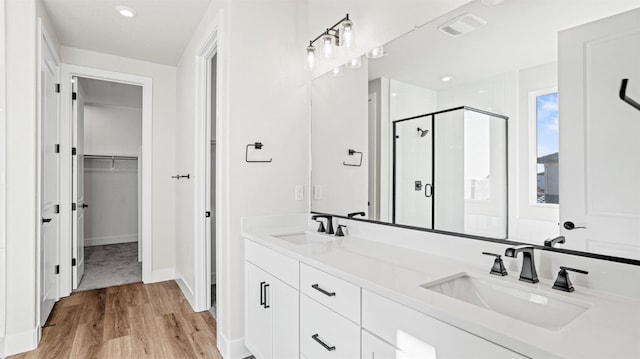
left=393, top=106, right=508, bottom=238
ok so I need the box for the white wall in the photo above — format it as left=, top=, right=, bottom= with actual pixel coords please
left=83, top=104, right=141, bottom=247
left=0, top=0, right=6, bottom=353
left=60, top=47, right=177, bottom=275
left=175, top=0, right=309, bottom=354
left=84, top=104, right=142, bottom=156
left=5, top=0, right=39, bottom=352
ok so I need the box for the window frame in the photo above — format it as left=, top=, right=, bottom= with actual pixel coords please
left=527, top=86, right=559, bottom=208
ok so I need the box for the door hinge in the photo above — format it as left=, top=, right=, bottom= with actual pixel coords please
left=55, top=265, right=60, bottom=274
left=55, top=204, right=60, bottom=214
left=72, top=147, right=77, bottom=156
left=55, top=144, right=60, bottom=153
left=56, top=83, right=60, bottom=93
left=72, top=92, right=77, bottom=100
left=205, top=211, right=211, bottom=218
left=72, top=258, right=77, bottom=267
left=72, top=203, right=76, bottom=211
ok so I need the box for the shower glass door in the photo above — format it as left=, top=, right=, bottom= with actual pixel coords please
left=393, top=115, right=433, bottom=228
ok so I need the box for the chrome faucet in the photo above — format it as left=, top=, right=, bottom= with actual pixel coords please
left=311, top=215, right=334, bottom=235
left=504, top=245, right=539, bottom=283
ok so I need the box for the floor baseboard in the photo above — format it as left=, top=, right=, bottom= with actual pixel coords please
left=85, top=234, right=138, bottom=247
left=217, top=331, right=250, bottom=359
left=4, top=327, right=38, bottom=357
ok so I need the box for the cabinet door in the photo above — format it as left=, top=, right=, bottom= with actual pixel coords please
left=272, top=278, right=299, bottom=359
left=362, top=330, right=401, bottom=359
left=246, top=262, right=273, bottom=359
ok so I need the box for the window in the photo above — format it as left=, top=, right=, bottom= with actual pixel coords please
left=535, top=92, right=559, bottom=204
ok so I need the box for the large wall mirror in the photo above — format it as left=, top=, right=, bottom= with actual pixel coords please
left=311, top=0, right=640, bottom=261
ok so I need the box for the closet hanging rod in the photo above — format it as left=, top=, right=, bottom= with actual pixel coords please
left=84, top=154, right=138, bottom=160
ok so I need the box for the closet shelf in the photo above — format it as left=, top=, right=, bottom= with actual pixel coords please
left=84, top=154, right=138, bottom=160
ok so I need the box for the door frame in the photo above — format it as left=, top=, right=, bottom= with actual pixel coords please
left=36, top=19, right=60, bottom=334
left=59, top=64, right=153, bottom=296
left=0, top=0, right=7, bottom=351
left=194, top=12, right=227, bottom=312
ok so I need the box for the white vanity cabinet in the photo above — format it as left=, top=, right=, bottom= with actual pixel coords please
left=245, top=240, right=299, bottom=359
left=361, top=289, right=524, bottom=358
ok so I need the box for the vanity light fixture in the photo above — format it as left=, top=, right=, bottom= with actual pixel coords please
left=345, top=56, right=362, bottom=69
left=366, top=45, right=384, bottom=59
left=116, top=5, right=137, bottom=18
left=305, top=14, right=354, bottom=69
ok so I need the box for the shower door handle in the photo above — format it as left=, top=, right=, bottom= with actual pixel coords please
left=424, top=184, right=433, bottom=198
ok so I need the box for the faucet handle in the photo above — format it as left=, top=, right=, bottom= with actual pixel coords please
left=335, top=225, right=347, bottom=237
left=553, top=266, right=589, bottom=292
left=482, top=252, right=508, bottom=276
left=315, top=220, right=326, bottom=233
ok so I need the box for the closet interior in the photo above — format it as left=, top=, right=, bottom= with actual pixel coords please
left=76, top=77, right=143, bottom=291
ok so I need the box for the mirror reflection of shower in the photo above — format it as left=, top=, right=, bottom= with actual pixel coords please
left=417, top=127, right=429, bottom=137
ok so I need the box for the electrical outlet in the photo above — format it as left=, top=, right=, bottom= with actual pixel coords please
left=295, top=185, right=304, bottom=201
left=313, top=185, right=322, bottom=200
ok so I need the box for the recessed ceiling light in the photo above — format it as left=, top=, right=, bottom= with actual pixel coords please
left=441, top=75, right=453, bottom=82
left=116, top=5, right=137, bottom=18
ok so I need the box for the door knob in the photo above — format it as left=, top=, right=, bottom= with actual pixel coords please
left=81, top=203, right=89, bottom=208
left=42, top=217, right=52, bottom=223
left=563, top=221, right=586, bottom=230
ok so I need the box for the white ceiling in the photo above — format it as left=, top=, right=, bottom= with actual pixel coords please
left=368, top=0, right=640, bottom=91
left=43, top=0, right=212, bottom=65
left=78, top=77, right=142, bottom=108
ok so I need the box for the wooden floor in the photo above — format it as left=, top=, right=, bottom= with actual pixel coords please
left=10, top=281, right=223, bottom=359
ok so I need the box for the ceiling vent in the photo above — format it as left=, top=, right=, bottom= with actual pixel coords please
left=438, top=13, right=487, bottom=37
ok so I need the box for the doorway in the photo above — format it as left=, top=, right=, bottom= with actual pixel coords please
left=209, top=55, right=218, bottom=315
left=58, top=64, right=152, bottom=299
left=72, top=77, right=143, bottom=291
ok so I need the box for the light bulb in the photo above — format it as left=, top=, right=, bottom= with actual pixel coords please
left=332, top=66, right=343, bottom=77
left=345, top=56, right=362, bottom=69
left=322, top=34, right=334, bottom=59
left=366, top=45, right=384, bottom=59
left=441, top=75, right=453, bottom=82
left=306, top=45, right=316, bottom=70
left=116, top=5, right=137, bottom=18
left=342, top=19, right=354, bottom=47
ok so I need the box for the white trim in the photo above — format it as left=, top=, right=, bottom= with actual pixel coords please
left=59, top=64, right=153, bottom=297
left=149, top=268, right=175, bottom=283
left=0, top=0, right=7, bottom=350
left=175, top=274, right=195, bottom=308
left=4, top=327, right=38, bottom=357
left=217, top=331, right=250, bottom=359
left=85, top=234, right=137, bottom=247
left=194, top=10, right=226, bottom=312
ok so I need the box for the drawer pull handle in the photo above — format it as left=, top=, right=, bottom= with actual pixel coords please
left=312, top=284, right=336, bottom=297
left=263, top=283, right=270, bottom=308
left=260, top=281, right=265, bottom=307
left=312, top=334, right=336, bottom=351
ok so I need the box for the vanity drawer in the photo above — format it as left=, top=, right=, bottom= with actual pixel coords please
left=362, top=290, right=524, bottom=358
left=300, top=263, right=360, bottom=323
left=245, top=239, right=299, bottom=289
left=300, top=294, right=360, bottom=359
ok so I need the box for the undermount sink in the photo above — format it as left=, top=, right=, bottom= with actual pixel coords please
left=273, top=232, right=330, bottom=245
left=421, top=273, right=590, bottom=330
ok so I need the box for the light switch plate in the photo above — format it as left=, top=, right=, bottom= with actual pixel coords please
left=313, top=185, right=322, bottom=200
left=295, top=185, right=304, bottom=201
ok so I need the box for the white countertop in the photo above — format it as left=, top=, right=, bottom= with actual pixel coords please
left=242, top=224, right=640, bottom=359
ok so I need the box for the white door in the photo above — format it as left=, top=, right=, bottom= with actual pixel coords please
left=40, top=39, right=60, bottom=326
left=245, top=262, right=273, bottom=359
left=72, top=77, right=86, bottom=289
left=559, top=8, right=640, bottom=258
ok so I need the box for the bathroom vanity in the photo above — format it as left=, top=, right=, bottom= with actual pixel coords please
left=242, top=215, right=640, bottom=359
